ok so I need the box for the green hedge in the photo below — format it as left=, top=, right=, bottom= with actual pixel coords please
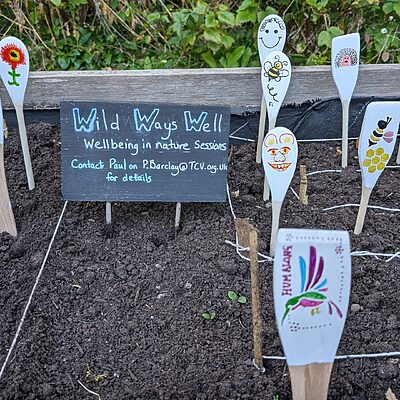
left=0, top=0, right=398, bottom=71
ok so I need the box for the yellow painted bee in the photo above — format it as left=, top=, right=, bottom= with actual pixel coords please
left=264, top=55, right=289, bottom=82
left=368, top=117, right=393, bottom=147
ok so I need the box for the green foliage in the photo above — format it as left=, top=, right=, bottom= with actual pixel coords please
left=202, top=311, right=216, bottom=320
left=0, top=0, right=398, bottom=70
left=228, top=290, right=247, bottom=304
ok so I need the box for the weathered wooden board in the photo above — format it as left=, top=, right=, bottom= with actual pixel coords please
left=0, top=65, right=399, bottom=111
left=61, top=101, right=230, bottom=202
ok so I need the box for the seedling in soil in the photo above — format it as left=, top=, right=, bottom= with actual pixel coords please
left=227, top=290, right=247, bottom=304
left=202, top=311, right=216, bottom=321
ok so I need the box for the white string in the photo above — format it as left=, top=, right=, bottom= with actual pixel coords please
left=323, top=204, right=400, bottom=212
left=0, top=201, right=68, bottom=381
left=307, top=169, right=342, bottom=176
left=263, top=351, right=400, bottom=361
left=290, top=187, right=299, bottom=200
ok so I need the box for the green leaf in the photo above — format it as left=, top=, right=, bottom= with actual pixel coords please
left=382, top=2, right=394, bottom=14
left=202, top=51, right=217, bottom=67
left=394, top=3, right=400, bottom=15
left=202, top=312, right=211, bottom=320
left=57, top=56, right=70, bottom=69
left=203, top=29, right=223, bottom=44
left=238, top=296, right=247, bottom=304
left=217, top=11, right=235, bottom=26
left=226, top=46, right=245, bottom=67
left=236, top=9, right=257, bottom=24
left=317, top=30, right=331, bottom=47
left=182, top=31, right=196, bottom=47
left=328, top=26, right=344, bottom=37
left=228, top=290, right=238, bottom=301
left=238, top=0, right=256, bottom=11
left=241, top=47, right=252, bottom=67
left=50, top=0, right=62, bottom=6
left=205, top=13, right=218, bottom=28
left=221, top=35, right=235, bottom=49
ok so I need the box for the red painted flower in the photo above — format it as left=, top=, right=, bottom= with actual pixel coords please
left=0, top=44, right=26, bottom=70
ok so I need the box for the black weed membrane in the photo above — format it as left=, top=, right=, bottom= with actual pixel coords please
left=230, top=96, right=400, bottom=143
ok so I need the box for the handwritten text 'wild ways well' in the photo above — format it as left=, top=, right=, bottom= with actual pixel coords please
left=72, top=107, right=224, bottom=138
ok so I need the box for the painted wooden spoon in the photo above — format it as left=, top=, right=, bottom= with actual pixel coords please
left=0, top=36, right=34, bottom=190
left=0, top=98, right=17, bottom=236
left=256, top=15, right=287, bottom=165
left=261, top=127, right=297, bottom=255
left=274, top=228, right=351, bottom=400
left=331, top=33, right=360, bottom=168
left=354, top=101, right=400, bottom=234
left=260, top=51, right=292, bottom=201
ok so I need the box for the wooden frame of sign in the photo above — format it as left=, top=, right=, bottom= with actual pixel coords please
left=0, top=65, right=398, bottom=112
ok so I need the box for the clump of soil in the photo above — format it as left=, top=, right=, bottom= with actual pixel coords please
left=0, top=123, right=399, bottom=399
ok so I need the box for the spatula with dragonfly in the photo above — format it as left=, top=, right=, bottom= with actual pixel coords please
left=262, top=127, right=297, bottom=255
left=256, top=14, right=286, bottom=164
left=0, top=98, right=17, bottom=236
left=354, top=101, right=400, bottom=234
left=274, top=228, right=351, bottom=400
left=331, top=33, right=360, bottom=168
left=0, top=36, right=34, bottom=190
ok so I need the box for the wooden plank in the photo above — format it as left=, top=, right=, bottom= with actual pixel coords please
left=0, top=65, right=398, bottom=111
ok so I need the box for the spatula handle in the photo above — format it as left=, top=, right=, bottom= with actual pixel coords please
left=289, top=363, right=333, bottom=400
left=256, top=96, right=267, bottom=164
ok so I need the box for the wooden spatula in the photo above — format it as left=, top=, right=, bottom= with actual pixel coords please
left=274, top=228, right=351, bottom=400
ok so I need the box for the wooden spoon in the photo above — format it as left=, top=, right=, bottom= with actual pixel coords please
left=0, top=98, right=17, bottom=236
left=0, top=36, right=34, bottom=190
left=331, top=33, right=360, bottom=168
left=260, top=51, right=292, bottom=201
left=354, top=101, right=400, bottom=234
left=261, top=127, right=297, bottom=255
left=256, top=14, right=286, bottom=165
left=274, top=228, right=351, bottom=400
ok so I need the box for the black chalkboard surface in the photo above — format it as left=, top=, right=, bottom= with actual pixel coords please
left=61, top=101, right=230, bottom=202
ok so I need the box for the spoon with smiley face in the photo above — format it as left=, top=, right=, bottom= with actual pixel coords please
left=262, top=127, right=298, bottom=255
left=0, top=36, right=34, bottom=190
left=256, top=14, right=286, bottom=165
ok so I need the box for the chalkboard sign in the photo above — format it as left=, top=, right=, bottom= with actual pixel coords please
left=61, top=101, right=230, bottom=202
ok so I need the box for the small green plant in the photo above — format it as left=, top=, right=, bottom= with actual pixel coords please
left=273, top=395, right=280, bottom=400
left=202, top=311, right=216, bottom=321
left=227, top=290, right=247, bottom=304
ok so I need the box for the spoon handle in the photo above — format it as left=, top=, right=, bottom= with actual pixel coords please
left=270, top=201, right=282, bottom=256
left=16, top=106, right=35, bottom=190
left=289, top=363, right=333, bottom=400
left=341, top=100, right=350, bottom=168
left=354, top=186, right=372, bottom=234
left=256, top=96, right=267, bottom=164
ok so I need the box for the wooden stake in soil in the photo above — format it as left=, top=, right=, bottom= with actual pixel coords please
left=0, top=36, right=34, bottom=190
left=256, top=14, right=286, bottom=164
left=248, top=224, right=264, bottom=370
left=331, top=33, right=360, bottom=168
left=235, top=217, right=250, bottom=258
left=299, top=165, right=308, bottom=205
left=261, top=127, right=298, bottom=256
left=273, top=228, right=351, bottom=400
left=354, top=101, right=400, bottom=234
left=0, top=99, right=17, bottom=236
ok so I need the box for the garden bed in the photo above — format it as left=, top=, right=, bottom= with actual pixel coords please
left=0, top=122, right=399, bottom=399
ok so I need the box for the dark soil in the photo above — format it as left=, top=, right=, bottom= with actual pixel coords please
left=0, top=122, right=400, bottom=399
